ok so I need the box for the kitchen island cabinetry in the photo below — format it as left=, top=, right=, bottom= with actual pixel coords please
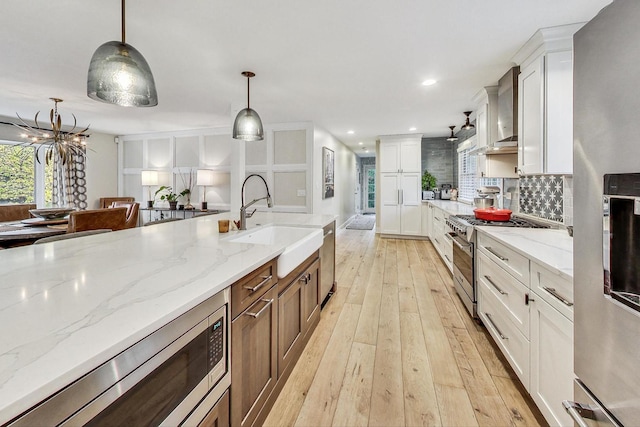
left=319, top=221, right=336, bottom=303
left=430, top=205, right=452, bottom=272
left=231, top=261, right=279, bottom=427
left=476, top=229, right=574, bottom=426
left=514, top=24, right=581, bottom=175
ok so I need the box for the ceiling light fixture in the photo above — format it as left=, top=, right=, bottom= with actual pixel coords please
left=358, top=141, right=363, bottom=145
left=446, top=125, right=458, bottom=142
left=87, top=0, right=158, bottom=107
left=409, top=127, right=417, bottom=131
left=461, top=111, right=475, bottom=130
left=233, top=71, right=264, bottom=141
left=347, top=130, right=355, bottom=135
left=422, top=79, right=437, bottom=86
left=13, top=98, right=89, bottom=165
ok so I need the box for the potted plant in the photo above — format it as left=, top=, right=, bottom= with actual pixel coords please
left=421, top=171, right=437, bottom=199
left=155, top=186, right=189, bottom=210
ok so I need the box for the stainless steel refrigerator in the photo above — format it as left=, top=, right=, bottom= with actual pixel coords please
left=570, top=1, right=640, bottom=425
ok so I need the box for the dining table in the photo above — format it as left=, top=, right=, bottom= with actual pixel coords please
left=0, top=218, right=68, bottom=249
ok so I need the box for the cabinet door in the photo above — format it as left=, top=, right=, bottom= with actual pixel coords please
left=421, top=204, right=430, bottom=237
left=545, top=50, right=573, bottom=174
left=302, top=258, right=321, bottom=329
left=400, top=172, right=421, bottom=235
left=231, top=285, right=278, bottom=427
left=399, top=140, right=421, bottom=173
left=379, top=142, right=400, bottom=172
left=530, top=296, right=574, bottom=427
left=278, top=279, right=304, bottom=378
left=379, top=173, right=400, bottom=234
left=476, top=102, right=488, bottom=150
left=198, top=390, right=230, bottom=427
left=427, top=204, right=435, bottom=239
left=519, top=56, right=544, bottom=175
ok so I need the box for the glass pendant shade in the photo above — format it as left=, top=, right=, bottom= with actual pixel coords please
left=233, top=108, right=264, bottom=141
left=87, top=41, right=158, bottom=107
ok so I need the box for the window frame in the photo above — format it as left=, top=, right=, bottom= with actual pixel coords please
left=0, top=139, right=47, bottom=206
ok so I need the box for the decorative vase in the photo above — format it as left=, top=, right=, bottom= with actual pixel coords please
left=169, top=201, right=178, bottom=210
left=184, top=196, right=195, bottom=210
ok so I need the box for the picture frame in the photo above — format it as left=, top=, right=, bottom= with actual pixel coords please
left=322, top=147, right=334, bottom=199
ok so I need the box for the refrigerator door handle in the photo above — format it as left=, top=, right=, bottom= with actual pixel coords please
left=563, top=401, right=593, bottom=427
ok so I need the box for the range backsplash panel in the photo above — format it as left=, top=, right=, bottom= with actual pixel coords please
left=519, top=175, right=564, bottom=222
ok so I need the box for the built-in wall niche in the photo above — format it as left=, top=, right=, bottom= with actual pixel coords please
left=119, top=130, right=233, bottom=210
left=245, top=124, right=312, bottom=213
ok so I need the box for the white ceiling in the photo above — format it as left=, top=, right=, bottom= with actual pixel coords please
left=0, top=0, right=611, bottom=157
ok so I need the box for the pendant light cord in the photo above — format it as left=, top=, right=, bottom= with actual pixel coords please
left=247, top=76, right=250, bottom=109
left=121, top=0, right=126, bottom=44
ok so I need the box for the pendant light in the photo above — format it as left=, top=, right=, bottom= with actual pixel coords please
left=87, top=0, right=158, bottom=107
left=461, top=111, right=474, bottom=130
left=446, top=125, right=458, bottom=142
left=233, top=71, right=264, bottom=141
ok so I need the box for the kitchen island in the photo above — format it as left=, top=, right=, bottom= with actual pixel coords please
left=0, top=211, right=336, bottom=424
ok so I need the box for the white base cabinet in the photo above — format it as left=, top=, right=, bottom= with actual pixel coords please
left=429, top=204, right=452, bottom=272
left=476, top=231, right=574, bottom=427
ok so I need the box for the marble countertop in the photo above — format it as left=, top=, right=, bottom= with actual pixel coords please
left=476, top=227, right=574, bottom=281
left=0, top=211, right=336, bottom=423
left=422, top=200, right=477, bottom=216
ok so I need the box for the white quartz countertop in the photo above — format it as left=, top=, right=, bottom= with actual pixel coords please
left=476, top=227, right=574, bottom=281
left=0, top=211, right=336, bottom=423
left=423, top=200, right=477, bottom=216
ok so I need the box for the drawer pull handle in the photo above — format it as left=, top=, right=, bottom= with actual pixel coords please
left=562, top=401, right=596, bottom=427
left=299, top=272, right=312, bottom=284
left=484, top=275, right=508, bottom=295
left=444, top=254, right=451, bottom=263
left=544, top=287, right=574, bottom=306
left=245, top=298, right=273, bottom=318
left=434, top=238, right=440, bottom=244
left=485, top=313, right=508, bottom=340
left=324, top=229, right=334, bottom=237
left=486, top=247, right=509, bottom=262
left=244, top=275, right=272, bottom=292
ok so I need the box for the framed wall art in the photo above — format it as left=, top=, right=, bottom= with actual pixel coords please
left=322, top=147, right=334, bottom=199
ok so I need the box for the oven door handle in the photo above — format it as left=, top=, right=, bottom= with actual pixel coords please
left=449, top=233, right=472, bottom=252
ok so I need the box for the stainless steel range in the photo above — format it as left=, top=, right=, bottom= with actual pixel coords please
left=446, top=215, right=549, bottom=318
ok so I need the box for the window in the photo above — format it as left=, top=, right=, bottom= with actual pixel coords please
left=0, top=141, right=52, bottom=206
left=457, top=140, right=479, bottom=202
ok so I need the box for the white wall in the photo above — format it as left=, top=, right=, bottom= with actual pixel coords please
left=85, top=132, right=118, bottom=209
left=312, top=125, right=357, bottom=227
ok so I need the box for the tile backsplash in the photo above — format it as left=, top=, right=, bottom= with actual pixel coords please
left=519, top=175, right=568, bottom=223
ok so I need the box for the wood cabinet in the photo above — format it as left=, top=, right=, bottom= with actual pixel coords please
left=277, top=255, right=320, bottom=378
left=514, top=24, right=581, bottom=175
left=378, top=135, right=422, bottom=236
left=319, top=221, right=336, bottom=303
left=199, top=390, right=230, bottom=427
left=476, top=230, right=574, bottom=427
left=231, top=284, right=278, bottom=427
left=230, top=253, right=322, bottom=427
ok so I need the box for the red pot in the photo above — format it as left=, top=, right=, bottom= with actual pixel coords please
left=473, top=207, right=513, bottom=221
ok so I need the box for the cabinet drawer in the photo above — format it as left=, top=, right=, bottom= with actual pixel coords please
left=478, top=284, right=530, bottom=390
left=531, top=261, right=573, bottom=321
left=477, top=233, right=530, bottom=286
left=477, top=251, right=530, bottom=338
left=231, top=259, right=277, bottom=320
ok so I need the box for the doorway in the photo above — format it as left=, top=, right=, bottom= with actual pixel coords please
left=363, top=164, right=375, bottom=214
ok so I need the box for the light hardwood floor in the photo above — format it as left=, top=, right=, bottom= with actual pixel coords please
left=263, top=228, right=547, bottom=427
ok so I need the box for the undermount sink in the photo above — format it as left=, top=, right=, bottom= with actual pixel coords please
left=225, top=225, right=323, bottom=278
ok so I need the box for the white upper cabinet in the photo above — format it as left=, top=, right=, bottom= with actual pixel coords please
left=378, top=135, right=421, bottom=173
left=473, top=87, right=518, bottom=178
left=514, top=24, right=581, bottom=175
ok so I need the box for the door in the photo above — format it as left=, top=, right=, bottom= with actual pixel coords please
left=400, top=172, right=421, bottom=235
left=231, top=285, right=278, bottom=427
left=379, top=173, right=400, bottom=234
left=364, top=165, right=375, bottom=214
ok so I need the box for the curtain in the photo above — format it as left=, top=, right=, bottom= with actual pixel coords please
left=52, top=150, right=88, bottom=210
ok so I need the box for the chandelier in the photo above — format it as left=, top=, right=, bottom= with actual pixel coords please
left=14, top=98, right=89, bottom=165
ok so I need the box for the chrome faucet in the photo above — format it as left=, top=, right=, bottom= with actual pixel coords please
left=240, top=174, right=273, bottom=230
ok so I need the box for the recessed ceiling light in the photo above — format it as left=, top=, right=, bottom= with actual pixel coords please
left=347, top=130, right=354, bottom=134
left=422, top=79, right=437, bottom=86
left=358, top=141, right=363, bottom=145
left=365, top=149, right=369, bottom=153
left=409, top=127, right=417, bottom=131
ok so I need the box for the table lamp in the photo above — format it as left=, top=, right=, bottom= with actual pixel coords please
left=197, top=169, right=215, bottom=211
left=141, top=170, right=159, bottom=208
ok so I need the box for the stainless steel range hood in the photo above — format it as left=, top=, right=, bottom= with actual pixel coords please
left=492, top=66, right=520, bottom=153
